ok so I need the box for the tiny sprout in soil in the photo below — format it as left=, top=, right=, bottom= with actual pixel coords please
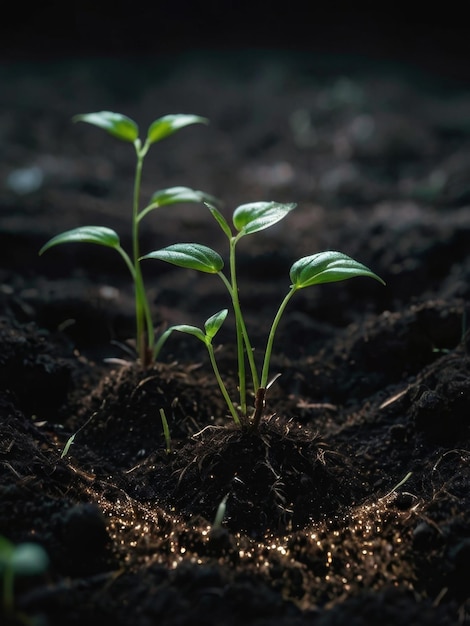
left=39, top=111, right=212, bottom=367
left=142, top=201, right=385, bottom=428
left=0, top=535, right=48, bottom=615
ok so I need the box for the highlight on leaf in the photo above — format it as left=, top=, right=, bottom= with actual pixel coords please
left=137, top=187, right=216, bottom=222
left=146, top=114, right=209, bottom=145
left=142, top=243, right=224, bottom=274
left=149, top=186, right=209, bottom=208
left=232, top=201, right=296, bottom=236
left=73, top=111, right=139, bottom=142
left=168, top=324, right=206, bottom=343
left=204, top=309, right=228, bottom=339
left=290, top=251, right=386, bottom=289
left=39, top=226, right=120, bottom=255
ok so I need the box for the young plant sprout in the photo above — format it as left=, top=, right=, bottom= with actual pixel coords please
left=0, top=535, right=48, bottom=614
left=143, top=201, right=385, bottom=429
left=159, top=408, right=172, bottom=454
left=39, top=111, right=211, bottom=367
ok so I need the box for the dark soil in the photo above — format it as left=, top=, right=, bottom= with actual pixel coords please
left=1, top=51, right=469, bottom=625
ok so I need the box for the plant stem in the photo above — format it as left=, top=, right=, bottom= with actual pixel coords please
left=206, top=341, right=241, bottom=426
left=3, top=564, right=13, bottom=613
left=260, top=287, right=297, bottom=388
left=236, top=297, right=260, bottom=393
left=116, top=247, right=136, bottom=280
left=223, top=238, right=261, bottom=414
left=228, top=240, right=260, bottom=391
left=228, top=238, right=247, bottom=415
left=152, top=327, right=173, bottom=361
left=250, top=386, right=266, bottom=431
left=133, top=144, right=154, bottom=366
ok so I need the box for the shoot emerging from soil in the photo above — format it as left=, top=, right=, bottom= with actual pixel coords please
left=39, top=111, right=211, bottom=367
left=143, top=201, right=385, bottom=428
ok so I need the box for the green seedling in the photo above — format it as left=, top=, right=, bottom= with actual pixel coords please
left=39, top=111, right=211, bottom=367
left=155, top=308, right=242, bottom=424
left=0, top=535, right=48, bottom=614
left=212, top=493, right=229, bottom=530
left=143, top=201, right=385, bottom=428
left=159, top=408, right=172, bottom=454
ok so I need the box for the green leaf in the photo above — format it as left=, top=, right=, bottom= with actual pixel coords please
left=142, top=243, right=224, bottom=274
left=139, top=188, right=218, bottom=223
left=207, top=203, right=233, bottom=239
left=233, top=201, right=296, bottom=236
left=150, top=186, right=217, bottom=207
left=73, top=111, right=138, bottom=142
left=61, top=433, right=76, bottom=459
left=39, top=226, right=120, bottom=255
left=290, top=251, right=385, bottom=289
left=170, top=324, right=206, bottom=343
left=146, top=114, right=208, bottom=145
left=204, top=309, right=228, bottom=339
left=10, top=543, right=49, bottom=575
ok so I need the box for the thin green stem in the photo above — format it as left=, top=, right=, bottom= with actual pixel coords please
left=132, top=149, right=145, bottom=360
left=153, top=327, right=174, bottom=361
left=137, top=202, right=159, bottom=223
left=228, top=238, right=247, bottom=415
left=116, top=246, right=136, bottom=280
left=240, top=306, right=260, bottom=391
left=229, top=238, right=260, bottom=391
left=206, top=341, right=241, bottom=426
left=217, top=270, right=234, bottom=298
left=3, top=565, right=13, bottom=613
left=218, top=265, right=260, bottom=404
left=260, top=287, right=297, bottom=388
left=132, top=144, right=154, bottom=365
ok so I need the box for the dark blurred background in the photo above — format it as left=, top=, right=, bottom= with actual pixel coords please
left=2, top=1, right=470, bottom=84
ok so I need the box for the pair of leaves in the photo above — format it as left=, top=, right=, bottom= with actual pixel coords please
left=73, top=111, right=208, bottom=145
left=208, top=200, right=296, bottom=239
left=38, top=186, right=213, bottom=256
left=145, top=244, right=384, bottom=289
left=165, top=309, right=228, bottom=344
left=142, top=200, right=384, bottom=289
left=143, top=201, right=296, bottom=272
left=40, top=210, right=384, bottom=291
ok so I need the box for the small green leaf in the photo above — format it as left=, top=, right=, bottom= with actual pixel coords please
left=39, top=226, right=120, bottom=255
left=146, top=114, right=208, bottom=145
left=10, top=543, right=49, bottom=575
left=73, top=111, right=139, bottom=142
left=150, top=186, right=217, bottom=207
left=142, top=243, right=224, bottom=274
left=233, top=201, right=296, bottom=236
left=204, top=309, right=228, bottom=339
left=170, top=324, right=206, bottom=343
left=290, top=251, right=385, bottom=289
left=207, top=203, right=233, bottom=239
left=61, top=433, right=76, bottom=459
left=139, top=188, right=218, bottom=223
